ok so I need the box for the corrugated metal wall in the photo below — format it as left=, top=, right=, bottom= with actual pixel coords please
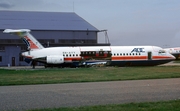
left=0, top=11, right=103, bottom=66
left=0, top=30, right=98, bottom=66
left=31, top=30, right=97, bottom=42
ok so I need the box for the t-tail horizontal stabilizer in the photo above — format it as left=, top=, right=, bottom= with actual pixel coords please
left=3, top=29, right=44, bottom=50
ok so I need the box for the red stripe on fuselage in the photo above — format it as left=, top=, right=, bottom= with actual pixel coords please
left=64, top=57, right=81, bottom=61
left=111, top=56, right=147, bottom=60
left=61, top=55, right=174, bottom=62
left=22, top=55, right=33, bottom=59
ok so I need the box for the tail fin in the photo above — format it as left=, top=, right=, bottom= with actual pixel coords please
left=3, top=29, right=44, bottom=50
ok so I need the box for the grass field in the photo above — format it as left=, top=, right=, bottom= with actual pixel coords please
left=0, top=66, right=180, bottom=86
left=1, top=66, right=180, bottom=111
left=28, top=100, right=180, bottom=111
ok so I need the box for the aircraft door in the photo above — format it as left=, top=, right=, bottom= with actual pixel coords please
left=148, top=52, right=152, bottom=60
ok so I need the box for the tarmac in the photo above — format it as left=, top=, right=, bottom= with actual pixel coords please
left=0, top=78, right=180, bottom=111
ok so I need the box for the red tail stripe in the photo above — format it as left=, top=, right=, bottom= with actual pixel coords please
left=24, top=36, right=39, bottom=49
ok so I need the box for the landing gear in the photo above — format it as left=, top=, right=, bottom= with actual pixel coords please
left=31, top=60, right=36, bottom=69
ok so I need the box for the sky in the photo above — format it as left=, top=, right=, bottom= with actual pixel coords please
left=0, top=0, right=180, bottom=47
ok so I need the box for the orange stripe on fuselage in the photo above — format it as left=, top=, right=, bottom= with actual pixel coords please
left=111, top=56, right=147, bottom=60
left=63, top=55, right=173, bottom=62
left=22, top=55, right=33, bottom=59
left=64, top=57, right=81, bottom=61
left=64, top=56, right=148, bottom=61
left=112, top=55, right=173, bottom=61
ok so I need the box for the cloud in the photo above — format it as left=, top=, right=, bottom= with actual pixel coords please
left=0, top=1, right=14, bottom=8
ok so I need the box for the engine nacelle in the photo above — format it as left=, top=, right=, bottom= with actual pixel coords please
left=46, top=55, right=64, bottom=64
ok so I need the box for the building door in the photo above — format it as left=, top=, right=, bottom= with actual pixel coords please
left=12, top=57, right=15, bottom=66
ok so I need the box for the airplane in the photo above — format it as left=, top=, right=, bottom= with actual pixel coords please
left=3, top=29, right=175, bottom=68
left=164, top=47, right=180, bottom=60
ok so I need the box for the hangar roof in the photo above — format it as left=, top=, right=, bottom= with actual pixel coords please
left=0, top=11, right=99, bottom=31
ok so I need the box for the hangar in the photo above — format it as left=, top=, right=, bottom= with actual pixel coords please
left=0, top=11, right=110, bottom=66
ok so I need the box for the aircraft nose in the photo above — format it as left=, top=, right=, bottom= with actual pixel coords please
left=170, top=54, right=176, bottom=60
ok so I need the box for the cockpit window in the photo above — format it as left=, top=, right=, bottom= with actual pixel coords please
left=159, top=50, right=166, bottom=53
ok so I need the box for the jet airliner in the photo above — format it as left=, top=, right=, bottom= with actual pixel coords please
left=164, top=47, right=180, bottom=60
left=3, top=29, right=175, bottom=68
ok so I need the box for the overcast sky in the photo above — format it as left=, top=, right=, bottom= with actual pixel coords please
left=0, top=0, right=180, bottom=47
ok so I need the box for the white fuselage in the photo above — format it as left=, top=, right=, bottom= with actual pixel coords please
left=22, top=45, right=175, bottom=66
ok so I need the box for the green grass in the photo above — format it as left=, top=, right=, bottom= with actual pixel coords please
left=0, top=66, right=180, bottom=86
left=173, top=60, right=180, bottom=63
left=28, top=99, right=180, bottom=111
